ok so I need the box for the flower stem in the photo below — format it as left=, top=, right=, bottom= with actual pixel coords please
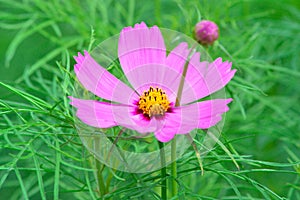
left=95, top=160, right=106, bottom=196
left=172, top=43, right=197, bottom=197
left=171, top=138, right=177, bottom=197
left=158, top=141, right=167, bottom=200
left=94, top=137, right=106, bottom=197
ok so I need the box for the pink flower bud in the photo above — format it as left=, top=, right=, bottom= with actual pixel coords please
left=194, top=20, right=219, bottom=45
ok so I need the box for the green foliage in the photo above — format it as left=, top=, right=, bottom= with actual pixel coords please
left=0, top=0, right=299, bottom=199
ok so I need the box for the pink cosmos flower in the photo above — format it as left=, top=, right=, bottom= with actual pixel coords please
left=69, top=22, right=236, bottom=142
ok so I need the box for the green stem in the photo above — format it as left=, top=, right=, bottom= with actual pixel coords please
left=172, top=43, right=197, bottom=197
left=94, top=137, right=106, bottom=197
left=175, top=58, right=190, bottom=106
left=171, top=139, right=178, bottom=196
left=95, top=159, right=106, bottom=197
left=158, top=141, right=167, bottom=200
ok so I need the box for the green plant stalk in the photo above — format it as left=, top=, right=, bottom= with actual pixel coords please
left=172, top=44, right=196, bottom=197
left=158, top=141, right=167, bottom=200
left=172, top=57, right=188, bottom=196
left=94, top=137, right=106, bottom=197
left=171, top=139, right=178, bottom=196
left=95, top=160, right=106, bottom=197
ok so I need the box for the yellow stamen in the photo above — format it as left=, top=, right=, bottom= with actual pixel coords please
left=138, top=86, right=170, bottom=118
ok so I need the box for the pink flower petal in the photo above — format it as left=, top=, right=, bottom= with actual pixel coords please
left=182, top=56, right=236, bottom=104
left=74, top=50, right=138, bottom=105
left=165, top=43, right=236, bottom=105
left=154, top=129, right=176, bottom=143
left=165, top=42, right=190, bottom=72
left=118, top=22, right=167, bottom=90
left=124, top=64, right=183, bottom=98
left=165, top=42, right=198, bottom=103
left=69, top=97, right=162, bottom=133
left=69, top=97, right=117, bottom=128
left=154, top=99, right=232, bottom=142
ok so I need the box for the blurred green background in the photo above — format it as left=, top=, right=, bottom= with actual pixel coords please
left=1, top=0, right=300, bottom=199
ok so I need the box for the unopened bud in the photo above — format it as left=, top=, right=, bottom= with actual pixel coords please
left=194, top=20, right=219, bottom=45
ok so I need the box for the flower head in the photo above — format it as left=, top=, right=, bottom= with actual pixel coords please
left=194, top=20, right=219, bottom=45
left=69, top=22, right=236, bottom=142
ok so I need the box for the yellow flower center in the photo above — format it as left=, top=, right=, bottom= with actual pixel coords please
left=138, top=86, right=170, bottom=118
